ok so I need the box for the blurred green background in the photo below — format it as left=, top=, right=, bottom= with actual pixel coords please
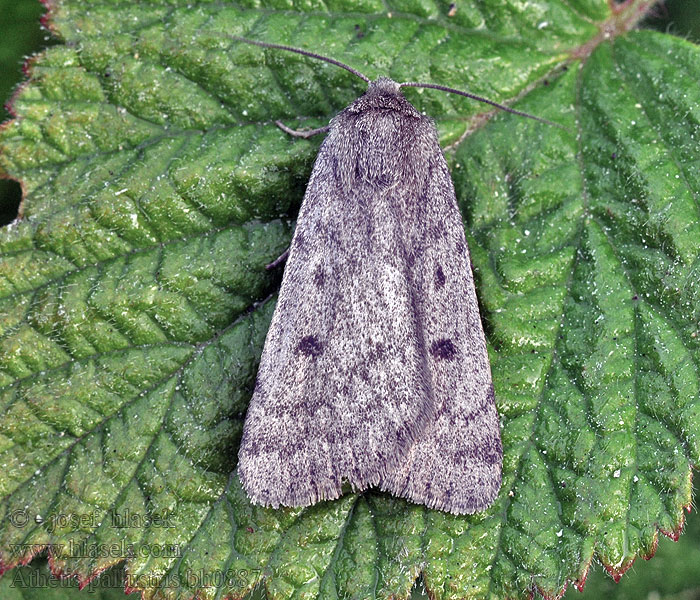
left=1, top=0, right=699, bottom=598
left=0, top=0, right=54, bottom=226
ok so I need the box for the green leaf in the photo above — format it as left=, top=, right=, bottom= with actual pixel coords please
left=1, top=1, right=698, bottom=600
left=563, top=483, right=700, bottom=599
left=449, top=28, right=700, bottom=597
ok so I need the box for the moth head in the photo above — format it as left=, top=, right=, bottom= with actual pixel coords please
left=349, top=77, right=420, bottom=116
left=366, top=77, right=401, bottom=96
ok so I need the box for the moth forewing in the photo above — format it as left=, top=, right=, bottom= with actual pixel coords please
left=237, top=75, right=502, bottom=514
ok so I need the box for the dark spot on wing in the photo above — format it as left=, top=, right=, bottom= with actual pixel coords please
left=358, top=364, right=370, bottom=381
left=405, top=249, right=416, bottom=268
left=355, top=161, right=363, bottom=181
left=430, top=338, right=457, bottom=360
left=296, top=335, right=323, bottom=358
left=367, top=341, right=385, bottom=364
left=314, top=265, right=325, bottom=286
left=456, top=241, right=466, bottom=255
left=294, top=231, right=305, bottom=248
left=435, top=265, right=446, bottom=288
left=331, top=156, right=340, bottom=180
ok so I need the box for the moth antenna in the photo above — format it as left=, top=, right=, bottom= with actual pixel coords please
left=231, top=36, right=371, bottom=84
left=399, top=82, right=568, bottom=130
